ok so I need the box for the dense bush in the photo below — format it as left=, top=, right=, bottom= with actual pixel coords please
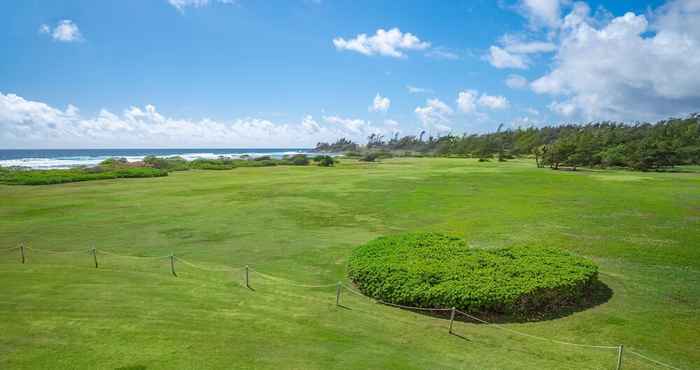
left=348, top=233, right=599, bottom=316
left=0, top=167, right=168, bottom=185
left=143, top=155, right=189, bottom=171
left=285, top=154, right=310, bottom=166
left=313, top=155, right=336, bottom=167
left=359, top=153, right=378, bottom=162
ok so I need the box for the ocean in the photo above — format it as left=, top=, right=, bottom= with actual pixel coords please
left=0, top=149, right=312, bottom=169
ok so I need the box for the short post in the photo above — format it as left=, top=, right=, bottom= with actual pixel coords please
left=245, top=265, right=250, bottom=288
left=449, top=307, right=456, bottom=334
left=170, top=253, right=177, bottom=277
left=616, top=345, right=624, bottom=370
left=20, top=243, right=25, bottom=264
left=92, top=247, right=98, bottom=268
left=336, top=282, right=342, bottom=306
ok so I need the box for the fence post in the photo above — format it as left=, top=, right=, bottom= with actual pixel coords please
left=92, top=247, right=98, bottom=268
left=336, top=282, right=342, bottom=306
left=616, top=345, right=624, bottom=370
left=170, top=254, right=177, bottom=277
left=245, top=265, right=249, bottom=288
left=449, top=307, right=456, bottom=334
left=20, top=243, right=25, bottom=264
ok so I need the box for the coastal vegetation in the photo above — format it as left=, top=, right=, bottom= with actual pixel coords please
left=315, top=115, right=700, bottom=171
left=348, top=233, right=599, bottom=317
left=0, top=154, right=320, bottom=185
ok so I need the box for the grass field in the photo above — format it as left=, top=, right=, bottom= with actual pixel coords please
left=0, top=158, right=698, bottom=369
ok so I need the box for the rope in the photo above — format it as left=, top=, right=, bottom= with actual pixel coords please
left=175, top=257, right=243, bottom=272
left=97, top=250, right=171, bottom=259
left=628, top=350, right=683, bottom=370
left=454, top=309, right=618, bottom=349
left=25, top=246, right=90, bottom=255
left=248, top=268, right=338, bottom=288
left=340, top=284, right=458, bottom=312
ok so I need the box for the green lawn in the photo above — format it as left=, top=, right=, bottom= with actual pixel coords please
left=0, top=158, right=698, bottom=369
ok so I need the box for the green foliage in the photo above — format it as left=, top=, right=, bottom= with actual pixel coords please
left=143, top=156, right=189, bottom=171
left=325, top=115, right=700, bottom=171
left=285, top=154, right=310, bottom=166
left=0, top=167, right=168, bottom=185
left=314, top=138, right=359, bottom=153
left=99, top=157, right=129, bottom=167
left=359, top=153, right=378, bottom=162
left=312, top=155, right=336, bottom=167
left=348, top=233, right=599, bottom=316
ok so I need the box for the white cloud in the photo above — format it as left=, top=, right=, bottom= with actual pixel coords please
left=506, top=74, right=529, bottom=89
left=39, top=20, right=83, bottom=42
left=333, top=28, right=430, bottom=58
left=548, top=101, right=577, bottom=116
left=369, top=93, right=391, bottom=113
left=457, top=90, right=510, bottom=117
left=486, top=46, right=528, bottom=69
left=168, top=0, right=236, bottom=12
left=407, top=85, right=433, bottom=94
left=0, top=92, right=383, bottom=148
left=415, top=98, right=453, bottom=132
left=519, top=0, right=563, bottom=28
left=532, top=0, right=700, bottom=121
left=425, top=48, right=460, bottom=60
left=500, top=34, right=556, bottom=53
left=457, top=90, right=478, bottom=113
left=478, top=94, right=510, bottom=110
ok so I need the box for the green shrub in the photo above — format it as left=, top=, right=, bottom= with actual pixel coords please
left=0, top=167, right=168, bottom=185
left=143, top=156, right=189, bottom=171
left=348, top=233, right=599, bottom=316
left=313, top=155, right=336, bottom=167
left=359, top=153, right=378, bottom=162
left=287, top=154, right=310, bottom=166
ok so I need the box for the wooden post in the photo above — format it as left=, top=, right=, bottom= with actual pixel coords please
left=245, top=265, right=249, bottom=288
left=20, top=243, right=25, bottom=264
left=92, top=247, right=98, bottom=268
left=335, top=282, right=342, bottom=306
left=170, top=254, right=177, bottom=277
left=449, top=307, right=456, bottom=334
left=616, top=345, right=624, bottom=370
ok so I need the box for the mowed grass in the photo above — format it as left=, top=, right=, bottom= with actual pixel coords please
left=0, top=158, right=698, bottom=370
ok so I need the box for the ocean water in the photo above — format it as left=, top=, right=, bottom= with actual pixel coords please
left=0, top=149, right=311, bottom=169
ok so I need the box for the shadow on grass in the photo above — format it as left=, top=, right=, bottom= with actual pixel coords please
left=376, top=279, right=613, bottom=324
left=115, top=366, right=147, bottom=370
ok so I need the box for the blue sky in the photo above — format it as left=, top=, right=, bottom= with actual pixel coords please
left=1, top=0, right=697, bottom=148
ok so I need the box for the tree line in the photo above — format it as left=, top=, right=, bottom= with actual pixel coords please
left=315, top=115, right=700, bottom=171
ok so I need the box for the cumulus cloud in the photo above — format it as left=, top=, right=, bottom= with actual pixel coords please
left=486, top=34, right=556, bottom=69
left=168, top=0, right=236, bottom=12
left=369, top=93, right=391, bottom=113
left=457, top=90, right=478, bottom=113
left=0, top=92, right=386, bottom=148
left=333, top=28, right=430, bottom=58
left=518, top=0, right=563, bottom=28
left=506, top=74, right=529, bottom=89
left=415, top=98, right=453, bottom=132
left=39, top=20, right=83, bottom=42
left=478, top=94, right=510, bottom=110
left=486, top=46, right=528, bottom=69
left=457, top=90, right=510, bottom=113
left=532, top=0, right=700, bottom=121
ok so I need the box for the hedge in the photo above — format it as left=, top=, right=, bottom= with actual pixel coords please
left=347, top=233, right=599, bottom=316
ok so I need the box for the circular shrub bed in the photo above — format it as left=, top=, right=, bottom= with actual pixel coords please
left=348, top=233, right=599, bottom=316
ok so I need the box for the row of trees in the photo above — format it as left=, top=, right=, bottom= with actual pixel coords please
left=315, top=115, right=700, bottom=171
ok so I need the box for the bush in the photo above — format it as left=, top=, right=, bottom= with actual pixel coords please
left=313, top=155, right=336, bottom=167
left=348, top=233, right=599, bottom=316
left=0, top=167, right=168, bottom=185
left=287, top=154, right=310, bottom=166
left=359, top=153, right=378, bottom=162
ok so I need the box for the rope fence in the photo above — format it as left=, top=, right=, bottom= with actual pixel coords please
left=0, top=243, right=687, bottom=370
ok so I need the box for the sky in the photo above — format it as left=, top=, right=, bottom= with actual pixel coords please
left=1, top=0, right=698, bottom=148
